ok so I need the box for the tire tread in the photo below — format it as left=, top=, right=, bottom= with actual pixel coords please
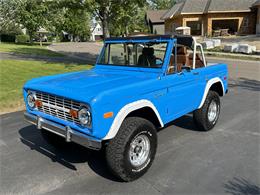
left=193, top=91, right=220, bottom=131
left=106, top=117, right=156, bottom=181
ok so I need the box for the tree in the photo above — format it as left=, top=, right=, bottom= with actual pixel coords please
left=149, top=0, right=176, bottom=10
left=0, top=0, right=23, bottom=35
left=17, top=0, right=48, bottom=43
left=87, top=0, right=110, bottom=39
left=109, top=3, right=149, bottom=36
left=46, top=0, right=91, bottom=41
left=0, top=0, right=50, bottom=42
left=1, top=0, right=91, bottom=42
left=63, top=9, right=91, bottom=41
left=87, top=0, right=146, bottom=39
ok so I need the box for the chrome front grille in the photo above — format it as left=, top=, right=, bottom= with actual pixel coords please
left=35, top=91, right=81, bottom=125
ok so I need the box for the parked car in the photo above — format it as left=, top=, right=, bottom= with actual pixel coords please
left=23, top=35, right=228, bottom=181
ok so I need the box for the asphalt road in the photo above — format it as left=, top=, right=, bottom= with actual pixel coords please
left=0, top=59, right=260, bottom=194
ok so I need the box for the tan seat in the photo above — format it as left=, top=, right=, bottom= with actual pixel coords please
left=189, top=53, right=204, bottom=68
left=176, top=47, right=190, bottom=72
left=169, top=46, right=200, bottom=74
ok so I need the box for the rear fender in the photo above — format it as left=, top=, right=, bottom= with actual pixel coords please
left=198, top=77, right=224, bottom=109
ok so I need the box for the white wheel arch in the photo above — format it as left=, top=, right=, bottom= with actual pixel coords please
left=198, top=77, right=225, bottom=109
left=103, top=99, right=164, bottom=140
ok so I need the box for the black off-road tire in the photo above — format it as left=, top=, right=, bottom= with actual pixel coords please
left=106, top=117, right=157, bottom=182
left=41, top=129, right=68, bottom=148
left=193, top=91, right=220, bottom=131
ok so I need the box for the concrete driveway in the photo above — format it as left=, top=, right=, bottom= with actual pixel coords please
left=0, top=57, right=260, bottom=194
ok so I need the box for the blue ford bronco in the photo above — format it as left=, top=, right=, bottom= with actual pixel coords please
left=24, top=35, right=228, bottom=181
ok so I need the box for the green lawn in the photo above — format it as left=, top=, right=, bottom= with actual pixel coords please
left=0, top=43, right=63, bottom=57
left=0, top=60, right=91, bottom=112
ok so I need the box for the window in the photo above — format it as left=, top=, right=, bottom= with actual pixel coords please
left=243, top=17, right=249, bottom=27
left=98, top=42, right=168, bottom=68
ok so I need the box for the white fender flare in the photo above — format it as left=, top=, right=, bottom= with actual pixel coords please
left=102, top=99, right=164, bottom=140
left=198, top=77, right=225, bottom=109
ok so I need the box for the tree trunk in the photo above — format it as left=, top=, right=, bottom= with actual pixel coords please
left=28, top=31, right=33, bottom=44
left=125, top=24, right=129, bottom=36
left=101, top=11, right=109, bottom=39
left=39, top=33, right=42, bottom=47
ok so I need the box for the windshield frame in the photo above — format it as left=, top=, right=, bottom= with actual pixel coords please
left=96, top=38, right=175, bottom=72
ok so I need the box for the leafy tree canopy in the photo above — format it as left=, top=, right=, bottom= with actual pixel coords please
left=0, top=0, right=23, bottom=35
left=46, top=0, right=91, bottom=41
left=0, top=0, right=176, bottom=41
left=86, top=0, right=148, bottom=38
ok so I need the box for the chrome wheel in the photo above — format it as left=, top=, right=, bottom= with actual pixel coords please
left=208, top=100, right=218, bottom=122
left=129, top=134, right=150, bottom=167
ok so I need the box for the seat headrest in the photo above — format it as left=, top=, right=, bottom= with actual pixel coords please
left=142, top=47, right=154, bottom=55
left=177, top=47, right=187, bottom=55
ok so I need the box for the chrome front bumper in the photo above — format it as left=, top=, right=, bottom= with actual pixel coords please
left=24, top=112, right=101, bottom=150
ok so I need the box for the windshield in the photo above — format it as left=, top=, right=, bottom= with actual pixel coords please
left=97, top=42, right=168, bottom=68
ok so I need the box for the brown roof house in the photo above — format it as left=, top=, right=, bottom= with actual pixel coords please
left=161, top=0, right=259, bottom=36
left=146, top=10, right=167, bottom=34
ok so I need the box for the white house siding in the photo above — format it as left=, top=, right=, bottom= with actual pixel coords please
left=91, top=23, right=103, bottom=41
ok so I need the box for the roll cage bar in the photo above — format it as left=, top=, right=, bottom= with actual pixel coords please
left=176, top=36, right=206, bottom=70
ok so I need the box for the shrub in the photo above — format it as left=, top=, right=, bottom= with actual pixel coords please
left=0, top=34, right=16, bottom=42
left=16, top=35, right=30, bottom=43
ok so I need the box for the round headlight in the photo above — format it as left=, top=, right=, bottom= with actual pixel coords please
left=78, top=106, right=91, bottom=127
left=27, top=92, right=36, bottom=109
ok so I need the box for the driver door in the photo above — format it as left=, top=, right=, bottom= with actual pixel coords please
left=163, top=69, right=201, bottom=121
left=161, top=45, right=203, bottom=122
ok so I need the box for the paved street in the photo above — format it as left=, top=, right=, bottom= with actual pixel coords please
left=0, top=54, right=260, bottom=194
left=48, top=42, right=102, bottom=64
left=0, top=52, right=87, bottom=64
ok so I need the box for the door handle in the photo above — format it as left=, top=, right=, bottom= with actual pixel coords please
left=193, top=72, right=199, bottom=75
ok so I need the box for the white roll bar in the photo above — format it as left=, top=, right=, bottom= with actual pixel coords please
left=192, top=37, right=207, bottom=69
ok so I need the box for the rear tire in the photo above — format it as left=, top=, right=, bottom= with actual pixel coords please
left=193, top=91, right=220, bottom=131
left=106, top=117, right=157, bottom=182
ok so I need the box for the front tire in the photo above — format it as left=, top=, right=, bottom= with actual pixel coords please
left=193, top=91, right=220, bottom=131
left=106, top=117, right=157, bottom=182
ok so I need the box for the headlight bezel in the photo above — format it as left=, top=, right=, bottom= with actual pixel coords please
left=26, top=91, right=36, bottom=109
left=78, top=105, right=92, bottom=128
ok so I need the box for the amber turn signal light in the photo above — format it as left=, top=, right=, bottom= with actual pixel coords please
left=104, top=112, right=113, bottom=118
left=70, top=109, right=78, bottom=118
left=35, top=100, right=42, bottom=107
